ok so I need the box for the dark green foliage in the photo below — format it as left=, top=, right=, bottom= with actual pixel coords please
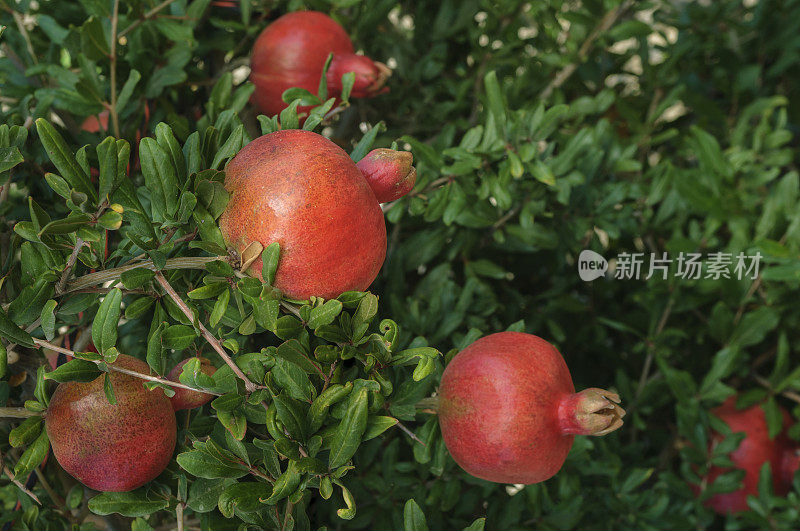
left=1, top=0, right=800, bottom=529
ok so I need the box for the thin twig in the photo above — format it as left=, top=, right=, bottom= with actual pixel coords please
left=64, top=256, right=226, bottom=294
left=154, top=272, right=258, bottom=393
left=754, top=374, right=800, bottom=405
left=1, top=459, right=41, bottom=505
left=394, top=419, right=426, bottom=447
left=34, top=468, right=66, bottom=507
left=539, top=0, right=634, bottom=99
left=55, top=238, right=86, bottom=295
left=176, top=502, right=185, bottom=531
left=109, top=0, right=121, bottom=138
left=32, top=338, right=223, bottom=396
left=119, top=0, right=181, bottom=38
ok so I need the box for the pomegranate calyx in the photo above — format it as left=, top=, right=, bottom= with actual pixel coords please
left=357, top=148, right=417, bottom=202
left=328, top=54, right=392, bottom=98
left=558, top=388, right=626, bottom=437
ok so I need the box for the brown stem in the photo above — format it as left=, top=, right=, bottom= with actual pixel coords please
left=0, top=407, right=42, bottom=418
left=108, top=0, right=122, bottom=138
left=64, top=256, right=226, bottom=294
left=34, top=468, right=66, bottom=507
left=1, top=460, right=41, bottom=504
left=154, top=272, right=258, bottom=393
left=55, top=238, right=86, bottom=295
left=176, top=502, right=185, bottom=531
left=754, top=374, right=800, bottom=405
left=32, top=338, right=222, bottom=396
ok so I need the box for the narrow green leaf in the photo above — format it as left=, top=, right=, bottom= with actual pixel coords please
left=328, top=388, right=369, bottom=468
left=92, top=288, right=122, bottom=354
left=88, top=491, right=168, bottom=517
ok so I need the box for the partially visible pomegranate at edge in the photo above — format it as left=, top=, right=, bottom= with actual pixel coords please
left=437, top=332, right=625, bottom=484
left=167, top=357, right=217, bottom=411
left=249, top=11, right=390, bottom=117
left=698, top=397, right=799, bottom=514
left=81, top=111, right=109, bottom=133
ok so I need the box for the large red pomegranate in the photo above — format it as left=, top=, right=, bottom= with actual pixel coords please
left=167, top=357, right=216, bottom=411
left=218, top=129, right=387, bottom=300
left=700, top=397, right=798, bottom=513
left=45, top=354, right=176, bottom=492
left=437, top=332, right=625, bottom=484
left=250, top=11, right=390, bottom=117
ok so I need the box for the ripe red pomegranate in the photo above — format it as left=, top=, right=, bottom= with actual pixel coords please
left=250, top=11, right=390, bottom=117
left=45, top=354, right=176, bottom=492
left=700, top=397, right=798, bottom=513
left=219, top=129, right=387, bottom=300
left=356, top=149, right=416, bottom=203
left=167, top=357, right=216, bottom=411
left=437, top=332, right=625, bottom=484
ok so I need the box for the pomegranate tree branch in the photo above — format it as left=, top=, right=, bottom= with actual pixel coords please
left=55, top=238, right=86, bottom=295
left=119, top=0, right=181, bottom=38
left=754, top=374, right=800, bottom=405
left=33, top=338, right=223, bottom=396
left=64, top=256, right=226, bottom=294
left=153, top=272, right=258, bottom=393
left=0, top=407, right=42, bottom=418
left=1, top=458, right=41, bottom=505
left=539, top=0, right=634, bottom=99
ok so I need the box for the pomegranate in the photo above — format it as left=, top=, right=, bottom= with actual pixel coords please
left=250, top=11, right=390, bottom=117
left=700, top=397, right=798, bottom=513
left=81, top=111, right=109, bottom=133
left=356, top=149, right=416, bottom=202
left=45, top=354, right=176, bottom=492
left=167, top=357, right=216, bottom=411
left=437, top=332, right=625, bottom=484
left=218, top=129, right=386, bottom=300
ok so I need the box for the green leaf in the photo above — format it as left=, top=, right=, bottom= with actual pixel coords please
left=483, top=71, right=506, bottom=139
left=0, top=308, right=35, bottom=347
left=261, top=242, right=280, bottom=285
left=351, top=122, right=386, bottom=162
left=403, top=499, right=428, bottom=531
left=162, top=324, right=197, bottom=350
left=39, top=300, right=57, bottom=341
left=103, top=372, right=117, bottom=405
left=176, top=442, right=249, bottom=479
left=272, top=358, right=315, bottom=402
left=14, top=430, right=49, bottom=478
left=88, top=491, right=169, bottom=517
left=9, top=417, right=43, bottom=448
left=363, top=416, right=398, bottom=441
left=265, top=461, right=301, bottom=504
left=218, top=482, right=272, bottom=517
left=463, top=518, right=486, bottom=531
left=307, top=299, right=342, bottom=329
left=328, top=388, right=369, bottom=468
left=120, top=268, right=156, bottom=289
left=92, top=288, right=122, bottom=354
left=35, top=119, right=94, bottom=200
left=45, top=359, right=101, bottom=383
left=139, top=137, right=179, bottom=222
left=0, top=146, right=23, bottom=174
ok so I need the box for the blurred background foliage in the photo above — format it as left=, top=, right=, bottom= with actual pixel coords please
left=2, top=0, right=800, bottom=529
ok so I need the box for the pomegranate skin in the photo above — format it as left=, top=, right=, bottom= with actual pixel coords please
left=218, top=129, right=386, bottom=300
left=167, top=357, right=216, bottom=411
left=438, top=332, right=624, bottom=484
left=45, top=355, right=176, bottom=492
left=356, top=149, right=417, bottom=203
left=702, top=398, right=796, bottom=514
left=250, top=11, right=389, bottom=117
left=81, top=111, right=109, bottom=133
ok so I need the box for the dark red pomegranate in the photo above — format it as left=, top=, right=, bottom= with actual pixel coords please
left=45, top=354, right=176, bottom=492
left=356, top=149, right=416, bottom=203
left=250, top=11, right=390, bottom=117
left=218, top=129, right=386, bottom=300
left=167, top=357, right=216, bottom=411
left=437, top=332, right=625, bottom=484
left=700, top=397, right=798, bottom=513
